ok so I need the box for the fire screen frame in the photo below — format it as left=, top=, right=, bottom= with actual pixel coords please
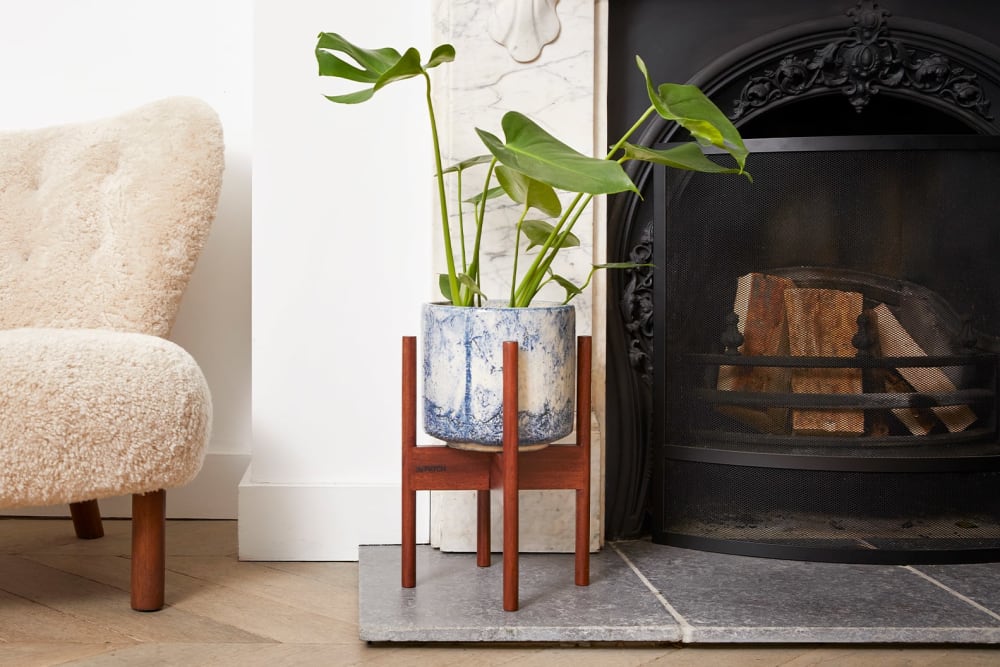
left=605, top=0, right=1000, bottom=544
left=648, top=134, right=1000, bottom=563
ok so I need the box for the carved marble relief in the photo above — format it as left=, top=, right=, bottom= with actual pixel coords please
left=488, top=0, right=561, bottom=63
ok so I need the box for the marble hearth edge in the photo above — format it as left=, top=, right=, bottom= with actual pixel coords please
left=429, top=0, right=610, bottom=552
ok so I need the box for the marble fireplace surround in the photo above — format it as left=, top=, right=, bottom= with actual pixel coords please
left=429, top=0, right=609, bottom=552
left=431, top=0, right=995, bottom=551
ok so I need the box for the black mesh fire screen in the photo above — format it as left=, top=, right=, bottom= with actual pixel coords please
left=651, top=135, right=1000, bottom=563
left=660, top=459, right=1000, bottom=563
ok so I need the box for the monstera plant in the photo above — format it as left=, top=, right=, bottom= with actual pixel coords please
left=315, top=33, right=749, bottom=308
left=315, top=32, right=750, bottom=448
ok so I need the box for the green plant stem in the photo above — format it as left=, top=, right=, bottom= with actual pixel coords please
left=607, top=105, right=656, bottom=159
left=513, top=105, right=657, bottom=306
left=469, top=158, right=497, bottom=306
left=531, top=263, right=597, bottom=305
left=456, top=169, right=467, bottom=272
left=424, top=71, right=459, bottom=305
left=564, top=266, right=597, bottom=305
left=509, top=205, right=530, bottom=307
left=512, top=192, right=584, bottom=305
left=515, top=193, right=592, bottom=306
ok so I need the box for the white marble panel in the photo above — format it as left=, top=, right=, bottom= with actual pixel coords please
left=430, top=0, right=604, bottom=552
left=431, top=0, right=595, bottom=336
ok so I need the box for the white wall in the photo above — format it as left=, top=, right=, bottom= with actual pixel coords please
left=244, top=0, right=434, bottom=559
left=0, top=1, right=253, bottom=518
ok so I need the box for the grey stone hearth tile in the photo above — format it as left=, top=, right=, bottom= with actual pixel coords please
left=917, top=562, right=1000, bottom=617
left=614, top=539, right=1000, bottom=644
left=358, top=545, right=679, bottom=643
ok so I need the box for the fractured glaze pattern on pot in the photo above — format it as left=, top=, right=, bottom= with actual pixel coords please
left=422, top=302, right=575, bottom=446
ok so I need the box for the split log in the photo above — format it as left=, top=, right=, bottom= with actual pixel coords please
left=883, top=368, right=939, bottom=435
left=784, top=288, right=864, bottom=436
left=897, top=295, right=971, bottom=388
left=717, top=273, right=793, bottom=433
left=871, top=303, right=977, bottom=432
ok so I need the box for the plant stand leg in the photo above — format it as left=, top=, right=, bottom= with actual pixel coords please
left=401, top=336, right=417, bottom=589
left=502, top=341, right=519, bottom=612
left=398, top=335, right=589, bottom=610
left=400, top=338, right=492, bottom=592
left=477, top=489, right=491, bottom=567
left=575, top=335, right=592, bottom=586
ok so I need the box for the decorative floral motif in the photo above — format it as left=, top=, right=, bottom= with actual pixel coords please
left=621, top=224, right=655, bottom=387
left=487, top=0, right=561, bottom=63
left=732, top=0, right=993, bottom=119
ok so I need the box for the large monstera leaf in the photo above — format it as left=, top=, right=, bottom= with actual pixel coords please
left=316, top=32, right=454, bottom=104
left=477, top=112, right=639, bottom=195
left=636, top=56, right=748, bottom=173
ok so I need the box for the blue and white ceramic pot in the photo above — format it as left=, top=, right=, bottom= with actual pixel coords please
left=422, top=301, right=575, bottom=449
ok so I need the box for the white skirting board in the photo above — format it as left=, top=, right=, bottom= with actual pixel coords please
left=237, top=468, right=431, bottom=561
left=0, top=451, right=251, bottom=520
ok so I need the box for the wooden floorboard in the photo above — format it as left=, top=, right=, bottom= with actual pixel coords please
left=0, top=519, right=997, bottom=666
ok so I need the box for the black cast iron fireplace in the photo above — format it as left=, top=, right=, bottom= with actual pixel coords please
left=605, top=0, right=1000, bottom=563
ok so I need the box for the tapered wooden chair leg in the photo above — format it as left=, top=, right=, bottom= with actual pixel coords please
left=131, top=490, right=166, bottom=611
left=69, top=499, right=104, bottom=539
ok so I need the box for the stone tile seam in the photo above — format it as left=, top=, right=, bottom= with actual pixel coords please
left=610, top=542, right=692, bottom=641
left=904, top=565, right=1000, bottom=624
left=687, top=627, right=1000, bottom=644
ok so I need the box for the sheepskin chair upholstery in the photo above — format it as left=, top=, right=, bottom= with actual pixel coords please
left=0, top=328, right=212, bottom=507
left=0, top=98, right=222, bottom=539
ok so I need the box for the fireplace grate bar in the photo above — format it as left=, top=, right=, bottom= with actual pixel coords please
left=695, top=388, right=994, bottom=410
left=687, top=353, right=997, bottom=369
left=689, top=427, right=996, bottom=448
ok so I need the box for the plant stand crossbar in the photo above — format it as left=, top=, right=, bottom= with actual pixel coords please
left=401, top=335, right=592, bottom=611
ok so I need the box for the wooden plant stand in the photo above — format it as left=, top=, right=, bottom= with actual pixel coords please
left=401, top=335, right=592, bottom=611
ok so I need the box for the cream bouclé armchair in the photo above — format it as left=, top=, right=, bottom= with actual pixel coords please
left=0, top=97, right=224, bottom=610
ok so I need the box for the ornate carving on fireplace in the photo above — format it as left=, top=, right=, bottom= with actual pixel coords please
left=732, top=1, right=994, bottom=121
left=621, top=223, right=655, bottom=387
